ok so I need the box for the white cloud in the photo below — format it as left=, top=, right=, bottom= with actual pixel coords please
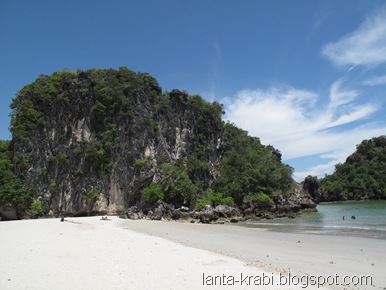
left=292, top=125, right=386, bottom=181
left=362, top=74, right=386, bottom=86
left=327, top=104, right=377, bottom=128
left=222, top=7, right=386, bottom=181
left=224, top=81, right=385, bottom=180
left=225, top=88, right=319, bottom=145
left=293, top=160, right=337, bottom=181
left=322, top=8, right=386, bottom=68
left=289, top=5, right=386, bottom=181
left=328, top=79, right=358, bottom=109
left=207, top=40, right=222, bottom=101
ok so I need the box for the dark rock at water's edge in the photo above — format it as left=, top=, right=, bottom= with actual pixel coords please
left=119, top=184, right=316, bottom=224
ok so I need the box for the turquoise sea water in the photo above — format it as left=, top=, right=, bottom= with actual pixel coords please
left=244, top=200, right=386, bottom=239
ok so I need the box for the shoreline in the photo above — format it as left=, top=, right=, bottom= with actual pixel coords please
left=119, top=219, right=386, bottom=289
left=1, top=217, right=385, bottom=289
left=319, top=199, right=385, bottom=204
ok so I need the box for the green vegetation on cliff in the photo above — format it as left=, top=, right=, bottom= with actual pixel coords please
left=320, top=136, right=386, bottom=201
left=213, top=122, right=292, bottom=205
left=0, top=140, right=33, bottom=215
left=2, top=67, right=297, bottom=217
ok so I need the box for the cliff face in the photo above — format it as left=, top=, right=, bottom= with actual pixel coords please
left=6, top=67, right=315, bottom=218
left=10, top=68, right=223, bottom=215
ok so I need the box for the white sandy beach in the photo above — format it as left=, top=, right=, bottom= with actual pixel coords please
left=0, top=217, right=384, bottom=290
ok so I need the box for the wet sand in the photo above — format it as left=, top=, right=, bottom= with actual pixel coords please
left=119, top=219, right=386, bottom=289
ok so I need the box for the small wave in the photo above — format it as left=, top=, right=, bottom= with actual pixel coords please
left=246, top=222, right=293, bottom=227
left=245, top=220, right=386, bottom=239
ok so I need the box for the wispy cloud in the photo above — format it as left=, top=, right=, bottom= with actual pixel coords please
left=223, top=4, right=386, bottom=181
left=362, top=74, right=386, bottom=86
left=322, top=7, right=386, bottom=68
left=208, top=40, right=222, bottom=101
left=283, top=5, right=386, bottom=180
left=292, top=124, right=386, bottom=180
left=293, top=160, right=338, bottom=181
left=224, top=80, right=384, bottom=180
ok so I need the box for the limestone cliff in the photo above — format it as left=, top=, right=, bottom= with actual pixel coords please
left=5, top=67, right=315, bottom=219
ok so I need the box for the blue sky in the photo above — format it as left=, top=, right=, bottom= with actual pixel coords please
left=1, top=0, right=386, bottom=181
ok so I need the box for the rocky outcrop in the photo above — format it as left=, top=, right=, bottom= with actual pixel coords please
left=319, top=136, right=386, bottom=201
left=119, top=185, right=316, bottom=224
left=303, top=175, right=321, bottom=203
left=7, top=68, right=317, bottom=220
left=194, top=205, right=241, bottom=223
left=11, top=69, right=222, bottom=217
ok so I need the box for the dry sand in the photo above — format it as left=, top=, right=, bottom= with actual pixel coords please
left=0, top=217, right=384, bottom=290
